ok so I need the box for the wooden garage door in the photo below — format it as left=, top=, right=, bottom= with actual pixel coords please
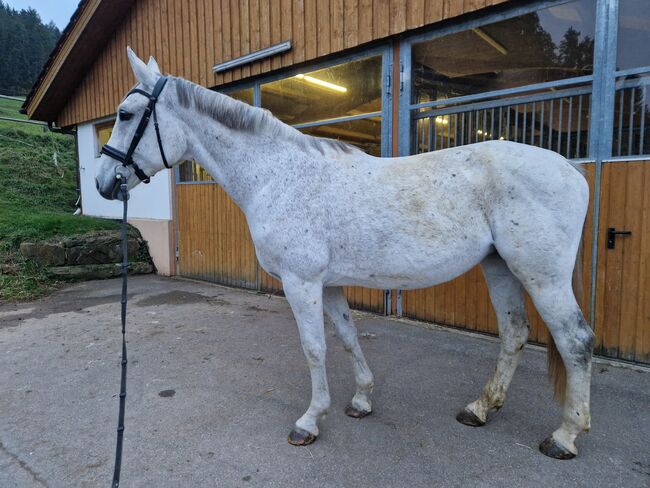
left=595, top=161, right=650, bottom=363
left=400, top=163, right=595, bottom=345
left=176, top=183, right=257, bottom=288
left=176, top=182, right=386, bottom=313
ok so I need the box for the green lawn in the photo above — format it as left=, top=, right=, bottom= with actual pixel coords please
left=0, top=97, right=120, bottom=301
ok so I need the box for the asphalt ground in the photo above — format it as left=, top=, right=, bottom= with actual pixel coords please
left=1, top=275, right=648, bottom=487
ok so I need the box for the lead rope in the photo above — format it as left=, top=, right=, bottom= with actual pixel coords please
left=112, top=177, right=129, bottom=488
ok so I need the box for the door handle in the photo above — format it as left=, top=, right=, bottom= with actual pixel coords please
left=607, top=227, right=631, bottom=249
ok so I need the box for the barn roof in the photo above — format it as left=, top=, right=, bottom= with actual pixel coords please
left=23, top=0, right=135, bottom=123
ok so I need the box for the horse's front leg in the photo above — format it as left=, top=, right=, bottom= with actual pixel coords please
left=283, top=275, right=330, bottom=446
left=323, top=286, right=374, bottom=417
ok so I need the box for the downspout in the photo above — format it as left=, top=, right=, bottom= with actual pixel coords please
left=47, top=122, right=81, bottom=214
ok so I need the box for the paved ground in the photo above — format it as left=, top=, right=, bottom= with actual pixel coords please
left=0, top=276, right=648, bottom=488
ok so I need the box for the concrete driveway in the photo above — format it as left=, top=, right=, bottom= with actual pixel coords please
left=0, top=276, right=648, bottom=487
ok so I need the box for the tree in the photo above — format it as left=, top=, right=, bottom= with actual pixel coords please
left=557, top=26, right=594, bottom=72
left=0, top=1, right=60, bottom=96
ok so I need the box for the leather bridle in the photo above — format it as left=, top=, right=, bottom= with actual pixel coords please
left=101, top=76, right=170, bottom=186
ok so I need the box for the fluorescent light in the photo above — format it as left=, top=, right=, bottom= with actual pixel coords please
left=295, top=74, right=347, bottom=93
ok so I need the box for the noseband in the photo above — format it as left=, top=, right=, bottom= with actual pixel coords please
left=101, top=76, right=170, bottom=184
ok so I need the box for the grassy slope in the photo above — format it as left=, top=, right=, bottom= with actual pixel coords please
left=0, top=97, right=120, bottom=301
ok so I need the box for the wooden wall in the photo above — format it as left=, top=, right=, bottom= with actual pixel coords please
left=57, top=0, right=509, bottom=127
left=176, top=184, right=258, bottom=288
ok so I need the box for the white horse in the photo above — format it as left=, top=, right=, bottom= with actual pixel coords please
left=96, top=49, right=593, bottom=459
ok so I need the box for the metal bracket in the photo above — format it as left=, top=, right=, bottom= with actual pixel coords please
left=386, top=68, right=392, bottom=96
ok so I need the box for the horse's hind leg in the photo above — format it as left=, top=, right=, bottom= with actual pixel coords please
left=323, top=287, right=374, bottom=417
left=527, top=282, right=593, bottom=459
left=457, top=253, right=530, bottom=427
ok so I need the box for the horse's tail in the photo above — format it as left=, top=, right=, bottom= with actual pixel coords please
left=547, top=240, right=584, bottom=404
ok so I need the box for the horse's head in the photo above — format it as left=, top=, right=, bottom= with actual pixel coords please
left=95, top=48, right=188, bottom=200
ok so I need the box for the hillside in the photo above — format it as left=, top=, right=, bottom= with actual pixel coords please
left=0, top=97, right=120, bottom=301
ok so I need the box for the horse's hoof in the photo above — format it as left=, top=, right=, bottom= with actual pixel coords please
left=539, top=436, right=576, bottom=460
left=288, top=427, right=317, bottom=446
left=456, top=408, right=485, bottom=427
left=345, top=405, right=372, bottom=419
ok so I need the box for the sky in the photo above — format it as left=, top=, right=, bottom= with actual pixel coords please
left=4, top=0, right=79, bottom=30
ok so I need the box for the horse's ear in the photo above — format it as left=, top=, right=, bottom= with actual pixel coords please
left=127, top=46, right=156, bottom=88
left=147, top=56, right=161, bottom=75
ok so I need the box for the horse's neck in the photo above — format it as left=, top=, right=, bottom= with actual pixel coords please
left=181, top=108, right=300, bottom=212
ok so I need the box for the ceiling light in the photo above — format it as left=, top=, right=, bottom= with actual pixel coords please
left=295, top=74, right=347, bottom=93
left=435, top=116, right=449, bottom=125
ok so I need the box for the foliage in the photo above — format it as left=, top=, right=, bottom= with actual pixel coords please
left=0, top=97, right=120, bottom=302
left=0, top=1, right=60, bottom=96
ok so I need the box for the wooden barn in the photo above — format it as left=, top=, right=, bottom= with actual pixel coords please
left=24, top=0, right=650, bottom=364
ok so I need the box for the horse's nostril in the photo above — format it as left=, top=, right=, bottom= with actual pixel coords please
left=95, top=178, right=100, bottom=191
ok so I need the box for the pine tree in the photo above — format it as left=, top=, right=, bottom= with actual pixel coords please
left=0, top=1, right=61, bottom=96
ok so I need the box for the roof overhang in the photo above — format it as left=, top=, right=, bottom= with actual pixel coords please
left=23, top=0, right=135, bottom=123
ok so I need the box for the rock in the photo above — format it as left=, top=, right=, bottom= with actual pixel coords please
left=63, top=234, right=141, bottom=265
left=47, top=262, right=153, bottom=280
left=20, top=242, right=66, bottom=266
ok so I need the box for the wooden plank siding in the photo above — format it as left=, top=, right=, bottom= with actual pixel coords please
left=400, top=163, right=596, bottom=346
left=176, top=184, right=258, bottom=288
left=56, top=0, right=510, bottom=127
left=595, top=161, right=650, bottom=363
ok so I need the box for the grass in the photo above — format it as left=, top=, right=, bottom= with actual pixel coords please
left=0, top=97, right=121, bottom=302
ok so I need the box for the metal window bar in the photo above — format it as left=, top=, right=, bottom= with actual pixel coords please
left=412, top=85, right=592, bottom=159
left=612, top=74, right=650, bottom=158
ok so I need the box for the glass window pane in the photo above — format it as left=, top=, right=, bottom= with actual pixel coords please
left=299, top=117, right=382, bottom=156
left=96, top=122, right=113, bottom=157
left=178, top=161, right=213, bottom=182
left=225, top=87, right=253, bottom=105
left=617, top=0, right=650, bottom=71
left=261, top=55, right=382, bottom=125
left=412, top=0, right=596, bottom=104
left=612, top=77, right=650, bottom=157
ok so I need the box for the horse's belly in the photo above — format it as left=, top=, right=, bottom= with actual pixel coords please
left=325, top=236, right=493, bottom=290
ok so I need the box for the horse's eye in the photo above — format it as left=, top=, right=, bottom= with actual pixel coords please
left=119, top=109, right=133, bottom=121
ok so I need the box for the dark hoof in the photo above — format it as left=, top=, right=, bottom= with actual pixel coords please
left=539, top=436, right=576, bottom=460
left=288, top=427, right=317, bottom=446
left=345, top=405, right=372, bottom=419
left=456, top=409, right=485, bottom=427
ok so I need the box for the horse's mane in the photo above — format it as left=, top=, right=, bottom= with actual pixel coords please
left=172, top=77, right=360, bottom=156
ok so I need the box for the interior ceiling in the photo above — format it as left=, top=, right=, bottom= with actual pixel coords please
left=413, top=13, right=592, bottom=80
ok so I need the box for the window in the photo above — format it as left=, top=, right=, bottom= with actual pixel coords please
left=178, top=87, right=253, bottom=182
left=261, top=55, right=383, bottom=155
left=409, top=0, right=596, bottom=159
left=95, top=121, right=113, bottom=157
left=611, top=0, right=650, bottom=157
left=177, top=53, right=387, bottom=185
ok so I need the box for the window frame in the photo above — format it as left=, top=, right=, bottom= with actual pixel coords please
left=398, top=0, right=600, bottom=159
left=175, top=43, right=394, bottom=185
